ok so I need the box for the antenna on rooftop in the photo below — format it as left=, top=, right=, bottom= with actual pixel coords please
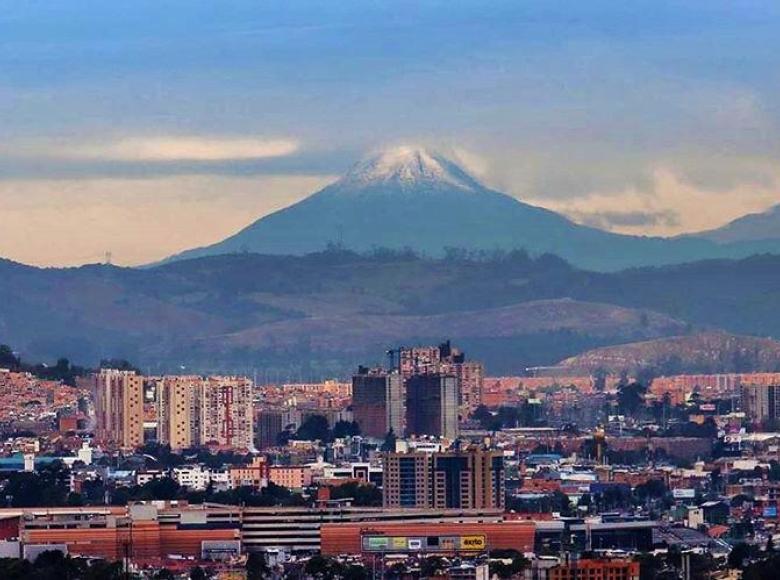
left=104, top=251, right=112, bottom=265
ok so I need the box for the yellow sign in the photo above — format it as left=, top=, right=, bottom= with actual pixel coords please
left=459, top=535, right=486, bottom=551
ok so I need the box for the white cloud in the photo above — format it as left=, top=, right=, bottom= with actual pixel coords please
left=3, top=136, right=300, bottom=162
left=530, top=167, right=780, bottom=236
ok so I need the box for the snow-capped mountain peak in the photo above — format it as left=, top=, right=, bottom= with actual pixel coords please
left=339, top=146, right=480, bottom=190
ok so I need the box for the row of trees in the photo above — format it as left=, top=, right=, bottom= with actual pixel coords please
left=472, top=403, right=543, bottom=430
left=0, top=550, right=124, bottom=580
left=1, top=461, right=71, bottom=507
left=277, top=415, right=361, bottom=445
left=5, top=459, right=384, bottom=509
left=138, top=442, right=255, bottom=470
left=511, top=478, right=676, bottom=517
left=0, top=549, right=268, bottom=580
left=91, top=478, right=308, bottom=508
left=0, top=343, right=142, bottom=387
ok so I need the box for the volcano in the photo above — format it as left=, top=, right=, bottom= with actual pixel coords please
left=164, top=146, right=771, bottom=271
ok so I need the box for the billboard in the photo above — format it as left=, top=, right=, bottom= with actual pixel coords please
left=459, top=535, right=487, bottom=551
left=673, top=488, right=696, bottom=500
left=361, top=534, right=487, bottom=553
left=201, top=540, right=241, bottom=561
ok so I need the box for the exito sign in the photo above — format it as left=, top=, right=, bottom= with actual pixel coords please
left=459, top=535, right=486, bottom=551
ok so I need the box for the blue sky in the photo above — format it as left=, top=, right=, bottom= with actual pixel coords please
left=2, top=1, right=780, bottom=265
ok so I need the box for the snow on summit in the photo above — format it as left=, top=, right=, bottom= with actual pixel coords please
left=340, top=146, right=480, bottom=191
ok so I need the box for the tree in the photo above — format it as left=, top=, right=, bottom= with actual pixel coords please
left=99, top=358, right=140, bottom=373
left=618, top=382, right=646, bottom=415
left=711, top=467, right=723, bottom=493
left=247, top=552, right=271, bottom=580
left=32, top=549, right=81, bottom=579
left=0, top=550, right=125, bottom=580
left=67, top=492, right=84, bottom=506
left=342, top=564, right=369, bottom=580
left=744, top=553, right=780, bottom=580
left=489, top=561, right=514, bottom=578
left=551, top=490, right=573, bottom=516
left=0, top=344, right=20, bottom=369
left=635, top=479, right=668, bottom=500
left=296, top=415, right=331, bottom=442
left=82, top=559, right=124, bottom=580
left=328, top=482, right=382, bottom=506
left=635, top=552, right=665, bottom=580
left=332, top=420, right=361, bottom=439
left=381, top=429, right=397, bottom=453
left=304, top=555, right=340, bottom=578
left=2, top=460, right=70, bottom=507
left=138, top=442, right=184, bottom=468
left=473, top=405, right=496, bottom=430
left=207, top=482, right=307, bottom=508
left=728, top=542, right=752, bottom=569
left=420, top=556, right=447, bottom=577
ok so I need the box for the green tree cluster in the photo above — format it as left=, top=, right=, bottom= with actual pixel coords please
left=0, top=550, right=123, bottom=580
left=1, top=461, right=70, bottom=507
left=327, top=482, right=382, bottom=506
left=304, top=555, right=368, bottom=579
left=289, top=415, right=361, bottom=443
left=107, top=477, right=308, bottom=507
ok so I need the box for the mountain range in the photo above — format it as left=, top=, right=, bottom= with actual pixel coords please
left=5, top=250, right=780, bottom=377
left=164, top=147, right=780, bottom=272
left=692, top=203, right=780, bottom=244
left=557, top=332, right=780, bottom=376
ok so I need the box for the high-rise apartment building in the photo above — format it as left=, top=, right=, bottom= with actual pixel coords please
left=383, top=447, right=505, bottom=509
left=406, top=373, right=459, bottom=439
left=156, top=375, right=254, bottom=451
left=200, top=376, right=254, bottom=451
left=741, top=384, right=780, bottom=425
left=256, top=409, right=284, bottom=450
left=94, top=369, right=144, bottom=450
left=446, top=360, right=484, bottom=418
left=400, top=341, right=484, bottom=418
left=352, top=367, right=404, bottom=438
left=157, top=376, right=202, bottom=450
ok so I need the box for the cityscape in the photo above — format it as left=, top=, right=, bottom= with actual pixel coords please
left=2, top=340, right=780, bottom=578
left=4, top=1, right=780, bottom=579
